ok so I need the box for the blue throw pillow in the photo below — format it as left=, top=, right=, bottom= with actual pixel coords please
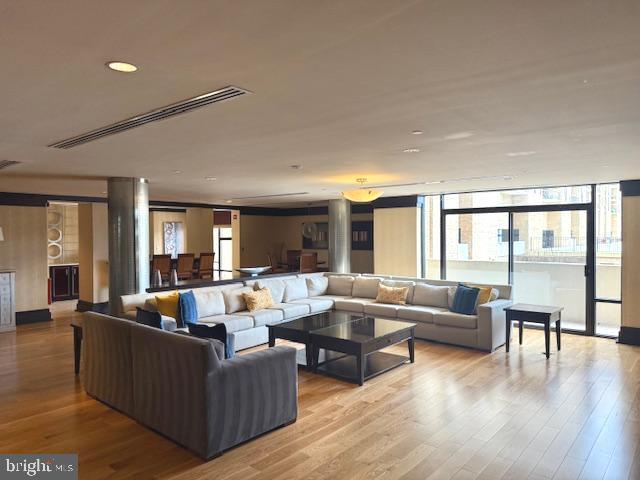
left=179, top=290, right=198, bottom=327
left=451, top=284, right=480, bottom=315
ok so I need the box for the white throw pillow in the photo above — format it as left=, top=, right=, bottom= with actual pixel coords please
left=381, top=280, right=415, bottom=304
left=412, top=283, right=449, bottom=308
left=283, top=278, right=309, bottom=302
left=306, top=276, right=328, bottom=296
left=352, top=277, right=383, bottom=299
left=256, top=279, right=286, bottom=303
left=223, top=286, right=254, bottom=313
left=193, top=289, right=226, bottom=317
left=327, top=275, right=355, bottom=296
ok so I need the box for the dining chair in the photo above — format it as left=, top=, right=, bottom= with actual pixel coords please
left=198, top=252, right=215, bottom=279
left=299, top=252, right=318, bottom=273
left=177, top=253, right=195, bottom=280
left=151, top=254, right=172, bottom=281
left=267, top=254, right=288, bottom=273
left=285, top=250, right=302, bottom=272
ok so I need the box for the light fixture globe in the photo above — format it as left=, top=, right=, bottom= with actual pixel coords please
left=341, top=178, right=383, bottom=203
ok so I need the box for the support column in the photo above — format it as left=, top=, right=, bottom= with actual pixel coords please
left=328, top=199, right=351, bottom=273
left=619, top=180, right=640, bottom=345
left=107, top=178, right=149, bottom=315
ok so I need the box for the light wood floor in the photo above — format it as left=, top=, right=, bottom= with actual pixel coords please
left=1, top=308, right=639, bottom=480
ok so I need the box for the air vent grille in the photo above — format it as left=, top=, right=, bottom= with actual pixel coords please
left=49, top=86, right=250, bottom=149
left=231, top=192, right=308, bottom=200
left=0, top=160, right=20, bottom=170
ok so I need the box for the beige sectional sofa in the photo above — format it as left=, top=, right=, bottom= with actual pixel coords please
left=119, top=272, right=513, bottom=352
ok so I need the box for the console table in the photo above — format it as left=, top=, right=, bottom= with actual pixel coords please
left=504, top=303, right=562, bottom=359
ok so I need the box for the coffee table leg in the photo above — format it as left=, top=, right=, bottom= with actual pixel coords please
left=356, top=353, right=365, bottom=386
left=312, top=344, right=320, bottom=373
left=544, top=322, right=550, bottom=359
left=408, top=335, right=415, bottom=363
left=505, top=316, right=511, bottom=352
left=305, top=342, right=314, bottom=370
left=268, top=328, right=275, bottom=347
left=556, top=318, right=561, bottom=351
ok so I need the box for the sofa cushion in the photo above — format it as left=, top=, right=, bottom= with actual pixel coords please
left=256, top=279, right=287, bottom=304
left=381, top=280, right=415, bottom=304
left=269, top=302, right=310, bottom=319
left=412, top=283, right=449, bottom=309
left=334, top=297, right=374, bottom=313
left=434, top=311, right=478, bottom=329
left=451, top=284, right=480, bottom=315
left=283, top=278, right=309, bottom=302
left=352, top=277, right=382, bottom=299
left=327, top=275, right=355, bottom=296
left=223, top=286, right=254, bottom=314
left=243, top=288, right=275, bottom=312
left=375, top=284, right=409, bottom=305
left=237, top=308, right=284, bottom=327
left=448, top=286, right=457, bottom=309
left=143, top=297, right=158, bottom=312
left=397, top=305, right=447, bottom=323
left=193, top=289, right=226, bottom=317
left=306, top=276, right=329, bottom=296
left=290, top=297, right=334, bottom=313
left=198, top=314, right=254, bottom=333
left=364, top=302, right=401, bottom=318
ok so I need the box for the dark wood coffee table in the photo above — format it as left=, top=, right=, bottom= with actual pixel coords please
left=310, top=317, right=416, bottom=385
left=504, top=303, right=563, bottom=359
left=267, top=311, right=362, bottom=369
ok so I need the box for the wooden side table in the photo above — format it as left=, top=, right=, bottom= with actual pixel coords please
left=504, top=304, right=563, bottom=359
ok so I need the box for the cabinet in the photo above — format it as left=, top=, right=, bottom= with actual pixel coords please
left=0, top=271, right=16, bottom=333
left=50, top=264, right=79, bottom=302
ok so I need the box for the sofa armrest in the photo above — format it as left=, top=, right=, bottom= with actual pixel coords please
left=476, top=299, right=513, bottom=352
left=205, top=346, right=298, bottom=457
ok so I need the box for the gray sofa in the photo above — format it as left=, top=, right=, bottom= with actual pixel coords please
left=82, top=311, right=298, bottom=459
left=120, top=273, right=513, bottom=352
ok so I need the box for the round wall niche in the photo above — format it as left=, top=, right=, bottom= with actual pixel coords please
left=47, top=243, right=62, bottom=260
left=47, top=227, right=62, bottom=242
left=47, top=211, right=62, bottom=226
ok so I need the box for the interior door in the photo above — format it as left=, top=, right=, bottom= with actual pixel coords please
left=512, top=210, right=588, bottom=332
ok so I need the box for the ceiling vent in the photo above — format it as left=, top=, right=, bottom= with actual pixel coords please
left=0, top=160, right=20, bottom=170
left=49, top=86, right=250, bottom=149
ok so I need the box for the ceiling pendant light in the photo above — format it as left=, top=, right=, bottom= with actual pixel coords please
left=341, top=178, right=383, bottom=203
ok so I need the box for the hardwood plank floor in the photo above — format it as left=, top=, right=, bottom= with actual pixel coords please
left=1, top=307, right=639, bottom=480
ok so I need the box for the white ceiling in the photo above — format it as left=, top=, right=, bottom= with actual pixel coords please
left=1, top=0, right=639, bottom=206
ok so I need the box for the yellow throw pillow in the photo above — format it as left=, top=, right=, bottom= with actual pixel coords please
left=155, top=291, right=180, bottom=318
left=476, top=286, right=493, bottom=305
left=376, top=284, right=409, bottom=305
left=243, top=288, right=274, bottom=312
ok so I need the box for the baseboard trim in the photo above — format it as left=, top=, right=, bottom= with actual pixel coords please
left=618, top=326, right=640, bottom=346
left=76, top=300, right=109, bottom=314
left=16, top=308, right=52, bottom=325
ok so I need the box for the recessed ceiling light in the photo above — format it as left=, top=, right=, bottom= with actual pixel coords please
left=172, top=170, right=182, bottom=174
left=444, top=131, right=474, bottom=140
left=503, top=175, right=514, bottom=181
left=506, top=151, right=537, bottom=157
left=412, top=130, right=424, bottom=135
left=290, top=165, right=303, bottom=170
left=424, top=180, right=445, bottom=185
left=106, top=61, right=138, bottom=73
left=101, top=191, right=107, bottom=195
left=225, top=200, right=233, bottom=204
left=204, top=176, right=217, bottom=181
left=403, top=148, right=420, bottom=153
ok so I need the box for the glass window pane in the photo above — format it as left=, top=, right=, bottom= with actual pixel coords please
left=423, top=196, right=441, bottom=279
left=220, top=240, right=233, bottom=271
left=219, top=227, right=233, bottom=238
left=513, top=211, right=586, bottom=331
left=445, top=213, right=509, bottom=284
left=596, top=302, right=620, bottom=337
left=596, top=184, right=621, bottom=300
left=444, top=186, right=591, bottom=209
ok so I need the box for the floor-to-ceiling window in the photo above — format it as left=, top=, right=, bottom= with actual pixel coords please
left=213, top=227, right=233, bottom=275
left=427, top=183, right=619, bottom=337
left=422, top=195, right=441, bottom=279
